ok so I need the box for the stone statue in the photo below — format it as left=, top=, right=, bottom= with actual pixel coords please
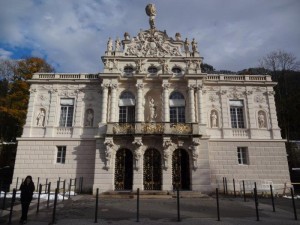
left=258, top=112, right=265, bottom=128
left=175, top=33, right=181, bottom=41
left=107, top=37, right=113, bottom=51
left=149, top=97, right=157, bottom=122
left=211, top=111, right=218, bottom=128
left=124, top=32, right=130, bottom=41
left=145, top=4, right=157, bottom=29
left=184, top=38, right=190, bottom=53
left=191, top=38, right=198, bottom=54
left=159, top=59, right=170, bottom=74
left=85, top=109, right=94, bottom=127
left=36, top=109, right=45, bottom=127
left=115, top=37, right=121, bottom=51
left=104, top=139, right=115, bottom=169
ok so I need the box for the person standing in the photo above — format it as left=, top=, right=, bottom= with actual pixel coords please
left=19, top=176, right=35, bottom=224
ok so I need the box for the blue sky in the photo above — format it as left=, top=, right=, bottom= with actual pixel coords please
left=0, top=0, right=299, bottom=72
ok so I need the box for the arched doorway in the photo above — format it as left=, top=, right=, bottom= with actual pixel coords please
left=172, top=149, right=190, bottom=190
left=114, top=149, right=133, bottom=190
left=143, top=148, right=162, bottom=190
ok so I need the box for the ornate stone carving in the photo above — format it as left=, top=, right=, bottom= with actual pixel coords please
left=163, top=139, right=174, bottom=170
left=115, top=37, right=121, bottom=51
left=159, top=58, right=170, bottom=74
left=85, top=109, right=94, bottom=127
left=103, top=139, right=116, bottom=169
left=148, top=97, right=157, bottom=122
left=184, top=38, right=190, bottom=53
left=211, top=111, right=218, bottom=128
left=136, top=83, right=144, bottom=90
left=36, top=108, right=46, bottom=127
left=107, top=37, right=113, bottom=52
left=142, top=123, right=164, bottom=134
left=145, top=4, right=157, bottom=29
left=266, top=91, right=275, bottom=96
left=189, top=138, right=200, bottom=170
left=191, top=38, right=198, bottom=55
left=132, top=138, right=143, bottom=170
left=175, top=33, right=181, bottom=41
left=135, top=59, right=147, bottom=73
left=254, top=95, right=265, bottom=103
left=258, top=111, right=266, bottom=128
left=245, top=90, right=253, bottom=96
left=162, top=83, right=170, bottom=90
left=209, top=95, right=217, bottom=102
left=124, top=32, right=130, bottom=40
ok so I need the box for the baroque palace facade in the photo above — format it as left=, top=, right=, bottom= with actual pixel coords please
left=13, top=4, right=290, bottom=193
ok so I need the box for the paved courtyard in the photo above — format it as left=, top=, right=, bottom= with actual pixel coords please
left=1, top=194, right=299, bottom=225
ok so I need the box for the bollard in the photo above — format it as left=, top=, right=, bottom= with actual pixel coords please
left=15, top=177, right=19, bottom=189
left=63, top=180, right=66, bottom=201
left=36, top=184, right=42, bottom=213
left=291, top=188, right=298, bottom=220
left=47, top=182, right=51, bottom=208
left=177, top=188, right=181, bottom=222
left=80, top=177, right=83, bottom=194
left=45, top=178, right=48, bottom=194
left=37, top=177, right=40, bottom=189
left=254, top=187, right=259, bottom=221
left=216, top=188, right=220, bottom=221
left=270, top=185, right=275, bottom=212
left=52, top=188, right=58, bottom=224
left=233, top=179, right=236, bottom=198
left=242, top=180, right=246, bottom=202
left=94, top=188, right=99, bottom=223
left=8, top=189, right=16, bottom=224
left=137, top=188, right=140, bottom=222
left=2, top=191, right=7, bottom=209
left=225, top=177, right=228, bottom=195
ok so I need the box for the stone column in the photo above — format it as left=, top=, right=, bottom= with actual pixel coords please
left=196, top=86, right=204, bottom=124
left=162, top=83, right=170, bottom=122
left=110, top=84, right=118, bottom=122
left=45, top=88, right=58, bottom=137
left=266, top=89, right=281, bottom=139
left=101, top=84, right=109, bottom=123
left=188, top=85, right=196, bottom=123
left=136, top=83, right=144, bottom=122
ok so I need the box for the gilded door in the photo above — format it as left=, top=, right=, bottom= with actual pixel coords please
left=143, top=149, right=162, bottom=190
left=172, top=149, right=190, bottom=190
left=114, top=149, right=133, bottom=190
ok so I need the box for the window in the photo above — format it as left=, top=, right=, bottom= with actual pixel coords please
left=237, top=147, right=248, bottom=165
left=119, top=91, right=135, bottom=122
left=230, top=100, right=245, bottom=128
left=172, top=67, right=182, bottom=76
left=148, top=66, right=158, bottom=75
left=56, top=146, right=66, bottom=164
left=169, top=92, right=185, bottom=123
left=59, top=99, right=74, bottom=127
left=124, top=66, right=134, bottom=76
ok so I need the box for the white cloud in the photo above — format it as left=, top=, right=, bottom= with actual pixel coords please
left=0, top=48, right=13, bottom=59
left=0, top=0, right=299, bottom=72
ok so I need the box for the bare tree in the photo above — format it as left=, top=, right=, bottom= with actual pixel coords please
left=0, top=59, right=17, bottom=81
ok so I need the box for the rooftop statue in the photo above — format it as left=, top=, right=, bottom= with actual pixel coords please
left=145, top=4, right=157, bottom=29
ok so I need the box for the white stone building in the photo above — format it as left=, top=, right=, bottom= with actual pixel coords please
left=12, top=4, right=290, bottom=194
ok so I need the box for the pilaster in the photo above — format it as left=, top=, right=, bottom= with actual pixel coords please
left=101, top=84, right=109, bottom=123
left=162, top=82, right=170, bottom=122
left=136, top=82, right=144, bottom=122
left=188, top=85, right=196, bottom=123
left=110, top=84, right=118, bottom=122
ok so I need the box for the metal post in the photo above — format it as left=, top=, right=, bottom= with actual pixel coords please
left=80, top=177, right=83, bottom=194
left=47, top=182, right=51, bottom=208
left=15, top=177, right=19, bottom=189
left=45, top=178, right=48, bottom=194
left=94, top=188, right=99, bottom=223
left=52, top=188, right=58, bottom=224
left=233, top=179, right=236, bottom=198
left=177, top=188, right=180, bottom=222
left=37, top=177, right=40, bottom=189
left=270, top=185, right=275, bottom=212
left=222, top=177, right=225, bottom=195
left=74, top=178, right=77, bottom=196
left=291, top=188, right=298, bottom=220
left=63, top=180, right=66, bottom=201
left=2, top=191, right=7, bottom=209
left=225, top=177, right=228, bottom=195
left=137, top=188, right=140, bottom=222
left=36, top=184, right=42, bottom=213
left=69, top=179, right=72, bottom=199
left=254, top=187, right=259, bottom=221
left=242, top=180, right=246, bottom=202
left=216, top=188, right=220, bottom=221
left=8, top=189, right=16, bottom=224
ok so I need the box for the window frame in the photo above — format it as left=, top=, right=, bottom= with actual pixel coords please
left=56, top=146, right=66, bottom=164
left=237, top=147, right=248, bottom=165
left=59, top=98, right=74, bottom=127
left=229, top=100, right=245, bottom=129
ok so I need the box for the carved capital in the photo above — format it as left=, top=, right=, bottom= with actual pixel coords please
left=266, top=91, right=275, bottom=96
left=101, top=83, right=110, bottom=90
left=162, top=83, right=170, bottom=90
left=136, top=83, right=144, bottom=90
left=245, top=90, right=253, bottom=96
left=188, top=84, right=196, bottom=91
left=110, top=84, right=118, bottom=90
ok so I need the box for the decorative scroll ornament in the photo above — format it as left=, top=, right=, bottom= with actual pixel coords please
left=132, top=138, right=143, bottom=170
left=163, top=139, right=174, bottom=169
left=255, top=95, right=265, bottom=103
left=103, top=139, right=116, bottom=169
left=189, top=138, right=200, bottom=170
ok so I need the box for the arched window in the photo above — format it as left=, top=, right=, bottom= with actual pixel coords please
left=119, top=91, right=135, bottom=122
left=169, top=92, right=185, bottom=123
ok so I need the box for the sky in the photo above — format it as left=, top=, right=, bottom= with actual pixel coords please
left=0, top=0, right=299, bottom=73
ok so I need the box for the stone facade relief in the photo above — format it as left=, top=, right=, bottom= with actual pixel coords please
left=189, top=138, right=200, bottom=170
left=85, top=109, right=94, bottom=127
left=103, top=138, right=116, bottom=170
left=132, top=138, right=144, bottom=170
left=36, top=108, right=46, bottom=127
left=107, top=37, right=113, bottom=52
left=115, top=38, right=121, bottom=51
left=210, top=110, right=218, bottom=128
left=163, top=139, right=174, bottom=169
left=148, top=97, right=157, bottom=122
left=258, top=110, right=267, bottom=128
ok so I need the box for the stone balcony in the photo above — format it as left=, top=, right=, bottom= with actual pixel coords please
left=106, top=122, right=201, bottom=136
